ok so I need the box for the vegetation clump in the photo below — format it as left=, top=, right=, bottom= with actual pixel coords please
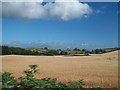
left=1, top=46, right=119, bottom=56
left=2, top=65, right=85, bottom=89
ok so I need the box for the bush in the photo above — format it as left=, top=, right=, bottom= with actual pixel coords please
left=2, top=72, right=17, bottom=88
left=2, top=64, right=85, bottom=89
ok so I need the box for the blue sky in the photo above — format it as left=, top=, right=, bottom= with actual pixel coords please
left=2, top=2, right=118, bottom=49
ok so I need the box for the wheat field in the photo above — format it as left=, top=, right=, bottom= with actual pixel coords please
left=1, top=51, right=119, bottom=88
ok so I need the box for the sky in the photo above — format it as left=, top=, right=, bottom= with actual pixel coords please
left=2, top=1, right=118, bottom=50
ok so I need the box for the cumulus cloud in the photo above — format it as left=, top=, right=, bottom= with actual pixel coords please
left=2, top=0, right=43, bottom=2
left=2, top=0, right=92, bottom=20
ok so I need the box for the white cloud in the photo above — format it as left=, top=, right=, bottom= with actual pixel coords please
left=2, top=0, right=43, bottom=2
left=2, top=0, right=92, bottom=20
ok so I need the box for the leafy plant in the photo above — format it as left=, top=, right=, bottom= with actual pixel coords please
left=67, top=80, right=85, bottom=89
left=2, top=72, right=16, bottom=88
left=2, top=64, right=86, bottom=89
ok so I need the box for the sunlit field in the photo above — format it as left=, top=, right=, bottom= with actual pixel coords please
left=2, top=51, right=118, bottom=88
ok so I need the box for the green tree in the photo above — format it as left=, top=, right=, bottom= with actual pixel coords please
left=44, top=47, right=48, bottom=50
left=74, top=48, right=80, bottom=51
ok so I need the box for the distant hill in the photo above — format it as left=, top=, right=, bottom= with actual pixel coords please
left=0, top=46, right=119, bottom=56
left=103, top=48, right=120, bottom=52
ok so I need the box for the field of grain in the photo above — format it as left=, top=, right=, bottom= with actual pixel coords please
left=1, top=51, right=119, bottom=88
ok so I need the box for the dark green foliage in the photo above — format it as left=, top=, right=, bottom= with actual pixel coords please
left=2, top=72, right=17, bottom=88
left=90, top=49, right=102, bottom=54
left=59, top=51, right=68, bottom=55
left=90, top=48, right=119, bottom=54
left=2, top=65, right=85, bottom=89
left=67, top=80, right=85, bottom=89
left=24, top=65, right=39, bottom=78
left=1, top=46, right=119, bottom=56
left=82, top=49, right=87, bottom=52
left=73, top=48, right=80, bottom=51
left=2, top=46, right=38, bottom=55
left=1, top=46, right=68, bottom=56
left=44, top=47, right=48, bottom=50
left=44, top=50, right=59, bottom=56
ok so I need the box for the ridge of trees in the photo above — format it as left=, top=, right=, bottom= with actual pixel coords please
left=1, top=46, right=119, bottom=56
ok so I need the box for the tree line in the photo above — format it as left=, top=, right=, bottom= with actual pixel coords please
left=1, top=46, right=68, bottom=56
left=1, top=46, right=119, bottom=56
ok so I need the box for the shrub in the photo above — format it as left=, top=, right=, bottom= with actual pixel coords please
left=2, top=64, right=85, bottom=89
left=2, top=72, right=17, bottom=88
left=67, top=80, right=85, bottom=89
